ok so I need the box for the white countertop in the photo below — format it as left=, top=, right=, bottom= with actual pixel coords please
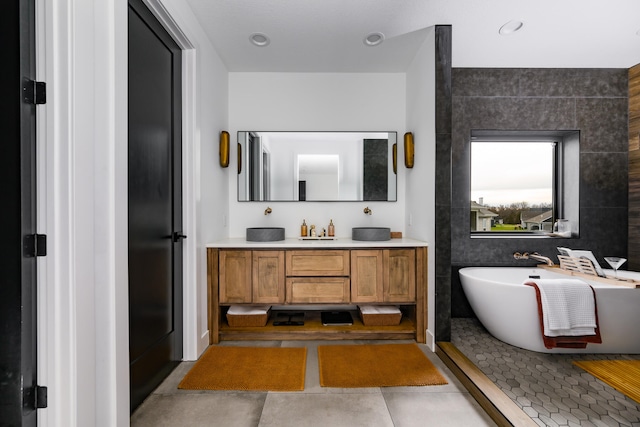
left=206, top=237, right=428, bottom=248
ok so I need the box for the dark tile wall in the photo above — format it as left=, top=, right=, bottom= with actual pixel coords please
left=434, top=26, right=452, bottom=341
left=445, top=68, right=628, bottom=326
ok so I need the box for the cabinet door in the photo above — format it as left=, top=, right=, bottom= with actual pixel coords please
left=252, top=250, right=285, bottom=304
left=384, top=249, right=416, bottom=302
left=350, top=250, right=384, bottom=303
left=219, top=250, right=252, bottom=303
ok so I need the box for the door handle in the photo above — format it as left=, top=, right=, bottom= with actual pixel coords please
left=172, top=232, right=187, bottom=242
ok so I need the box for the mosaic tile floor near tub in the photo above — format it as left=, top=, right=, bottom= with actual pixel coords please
left=451, top=318, right=640, bottom=427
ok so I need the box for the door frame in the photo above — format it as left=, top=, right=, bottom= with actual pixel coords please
left=141, top=0, right=200, bottom=361
left=36, top=0, right=200, bottom=424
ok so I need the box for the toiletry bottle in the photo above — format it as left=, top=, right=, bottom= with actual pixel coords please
left=310, top=225, right=316, bottom=237
left=301, top=219, right=308, bottom=237
left=328, top=219, right=335, bottom=237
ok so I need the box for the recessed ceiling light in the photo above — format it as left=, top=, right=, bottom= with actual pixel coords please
left=364, top=32, right=385, bottom=47
left=499, top=20, right=524, bottom=35
left=249, top=33, right=270, bottom=47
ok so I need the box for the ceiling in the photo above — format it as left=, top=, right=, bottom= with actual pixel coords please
left=183, top=0, right=640, bottom=72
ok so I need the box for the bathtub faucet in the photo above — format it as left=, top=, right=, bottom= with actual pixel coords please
left=513, top=252, right=554, bottom=266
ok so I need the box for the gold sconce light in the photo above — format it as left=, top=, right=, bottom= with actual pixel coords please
left=404, top=132, right=414, bottom=168
left=392, top=143, right=397, bottom=174
left=219, top=131, right=230, bottom=168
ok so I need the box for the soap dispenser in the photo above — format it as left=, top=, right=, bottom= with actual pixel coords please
left=328, top=219, right=335, bottom=237
left=301, top=219, right=308, bottom=237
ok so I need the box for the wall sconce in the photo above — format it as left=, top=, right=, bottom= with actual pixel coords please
left=219, top=131, right=230, bottom=168
left=392, top=143, right=397, bottom=174
left=404, top=132, right=414, bottom=168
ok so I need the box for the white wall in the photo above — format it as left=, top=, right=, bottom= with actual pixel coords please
left=405, top=27, right=437, bottom=348
left=228, top=73, right=407, bottom=238
left=39, top=0, right=227, bottom=425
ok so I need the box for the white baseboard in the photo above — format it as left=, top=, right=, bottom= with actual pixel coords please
left=195, top=330, right=210, bottom=359
left=426, top=329, right=435, bottom=352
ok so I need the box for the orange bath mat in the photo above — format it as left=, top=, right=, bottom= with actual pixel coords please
left=317, top=343, right=447, bottom=388
left=178, top=346, right=306, bottom=391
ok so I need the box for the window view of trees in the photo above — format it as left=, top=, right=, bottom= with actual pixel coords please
left=471, top=141, right=555, bottom=232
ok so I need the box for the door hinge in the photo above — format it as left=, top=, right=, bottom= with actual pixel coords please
left=24, top=385, right=48, bottom=409
left=24, top=234, right=47, bottom=257
left=35, top=386, right=48, bottom=409
left=23, top=78, right=46, bottom=105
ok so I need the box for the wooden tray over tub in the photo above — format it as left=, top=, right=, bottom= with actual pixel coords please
left=539, top=256, right=640, bottom=288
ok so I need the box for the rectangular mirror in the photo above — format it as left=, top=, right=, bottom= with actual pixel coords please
left=237, top=131, right=397, bottom=202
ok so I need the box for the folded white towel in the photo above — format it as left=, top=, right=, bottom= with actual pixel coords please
left=359, top=305, right=401, bottom=315
left=525, top=279, right=597, bottom=337
left=227, top=305, right=270, bottom=315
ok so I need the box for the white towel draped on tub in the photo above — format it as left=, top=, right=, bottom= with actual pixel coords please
left=525, top=279, right=597, bottom=337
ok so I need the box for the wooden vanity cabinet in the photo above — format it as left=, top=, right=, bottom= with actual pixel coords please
left=351, top=249, right=416, bottom=303
left=208, top=245, right=427, bottom=344
left=350, top=250, right=384, bottom=302
left=252, top=250, right=285, bottom=304
left=286, top=277, right=350, bottom=303
left=218, top=250, right=285, bottom=304
left=218, top=250, right=252, bottom=303
left=384, top=249, right=416, bottom=302
left=285, top=250, right=350, bottom=303
left=286, top=250, right=349, bottom=276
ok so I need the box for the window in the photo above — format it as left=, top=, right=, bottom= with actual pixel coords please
left=469, top=130, right=579, bottom=237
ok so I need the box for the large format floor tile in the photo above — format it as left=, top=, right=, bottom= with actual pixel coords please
left=383, top=391, right=496, bottom=426
left=131, top=339, right=497, bottom=427
left=131, top=393, right=267, bottom=427
left=259, top=392, right=394, bottom=427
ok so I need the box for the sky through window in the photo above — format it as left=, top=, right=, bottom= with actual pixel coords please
left=471, top=142, right=554, bottom=207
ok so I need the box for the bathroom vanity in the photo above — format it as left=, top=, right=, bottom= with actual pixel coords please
left=207, top=239, right=427, bottom=343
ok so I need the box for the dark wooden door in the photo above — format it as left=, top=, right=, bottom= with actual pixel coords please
left=0, top=0, right=40, bottom=425
left=128, top=0, right=183, bottom=412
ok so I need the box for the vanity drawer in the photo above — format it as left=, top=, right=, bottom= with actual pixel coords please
left=286, top=250, right=350, bottom=276
left=286, top=278, right=350, bottom=303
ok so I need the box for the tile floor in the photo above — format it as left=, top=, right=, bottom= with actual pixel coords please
left=131, top=340, right=496, bottom=427
left=451, top=318, right=640, bottom=427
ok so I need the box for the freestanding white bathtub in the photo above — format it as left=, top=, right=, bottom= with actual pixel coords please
left=458, top=267, right=640, bottom=353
